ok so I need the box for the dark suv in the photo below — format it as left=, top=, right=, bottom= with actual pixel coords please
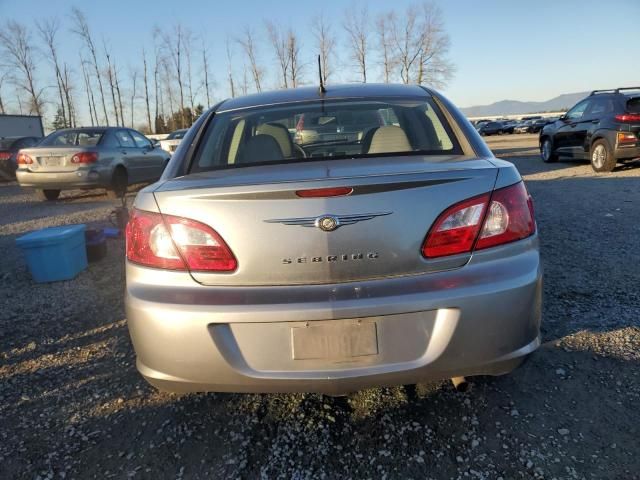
left=539, top=87, right=640, bottom=172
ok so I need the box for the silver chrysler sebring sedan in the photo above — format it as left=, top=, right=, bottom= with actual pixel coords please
left=125, top=84, right=542, bottom=395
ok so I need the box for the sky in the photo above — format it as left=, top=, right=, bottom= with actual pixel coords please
left=1, top=0, right=639, bottom=123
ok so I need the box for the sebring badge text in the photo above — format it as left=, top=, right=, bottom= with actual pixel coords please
left=283, top=252, right=379, bottom=264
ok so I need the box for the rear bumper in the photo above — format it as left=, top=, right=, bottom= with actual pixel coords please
left=15, top=167, right=110, bottom=189
left=125, top=236, right=542, bottom=394
left=615, top=144, right=640, bottom=160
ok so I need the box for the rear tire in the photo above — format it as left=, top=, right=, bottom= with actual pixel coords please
left=107, top=168, right=128, bottom=199
left=37, top=189, right=61, bottom=201
left=590, top=139, right=616, bottom=173
left=540, top=137, right=557, bottom=163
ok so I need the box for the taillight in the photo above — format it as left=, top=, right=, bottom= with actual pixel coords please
left=422, top=193, right=490, bottom=258
left=296, top=187, right=353, bottom=198
left=615, top=114, right=640, bottom=123
left=475, top=182, right=535, bottom=250
left=125, top=208, right=237, bottom=272
left=0, top=151, right=11, bottom=161
left=422, top=182, right=535, bottom=258
left=71, top=152, right=99, bottom=164
left=617, top=132, right=637, bottom=144
left=16, top=153, right=33, bottom=165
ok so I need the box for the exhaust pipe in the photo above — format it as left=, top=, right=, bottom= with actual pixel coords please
left=451, top=376, right=469, bottom=392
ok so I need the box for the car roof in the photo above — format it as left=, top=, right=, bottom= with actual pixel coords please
left=217, top=83, right=431, bottom=112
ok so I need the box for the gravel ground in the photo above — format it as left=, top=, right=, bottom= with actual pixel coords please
left=1, top=134, right=639, bottom=479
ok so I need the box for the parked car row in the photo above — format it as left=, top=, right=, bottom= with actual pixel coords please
left=539, top=87, right=640, bottom=172
left=473, top=116, right=559, bottom=136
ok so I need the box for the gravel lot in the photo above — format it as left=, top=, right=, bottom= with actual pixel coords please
left=1, top=134, right=639, bottom=479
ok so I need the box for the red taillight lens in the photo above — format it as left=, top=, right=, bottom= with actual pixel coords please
left=422, top=182, right=535, bottom=258
left=16, top=152, right=33, bottom=165
left=615, top=114, right=640, bottom=123
left=0, top=151, right=11, bottom=161
left=475, top=182, right=535, bottom=250
left=125, top=209, right=237, bottom=272
left=296, top=187, right=353, bottom=198
left=71, top=152, right=99, bottom=164
left=422, top=193, right=490, bottom=258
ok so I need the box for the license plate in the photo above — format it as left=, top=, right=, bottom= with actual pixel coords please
left=291, top=322, right=378, bottom=360
left=44, top=157, right=61, bottom=166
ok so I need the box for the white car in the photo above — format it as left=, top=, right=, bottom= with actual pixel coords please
left=159, top=129, right=188, bottom=154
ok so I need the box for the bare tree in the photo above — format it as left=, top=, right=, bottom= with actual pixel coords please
left=376, top=12, right=396, bottom=83
left=241, top=65, right=249, bottom=96
left=414, top=2, right=455, bottom=88
left=157, top=24, right=186, bottom=128
left=103, top=43, right=120, bottom=125
left=79, top=55, right=96, bottom=126
left=185, top=32, right=196, bottom=125
left=153, top=46, right=161, bottom=132
left=0, top=72, right=8, bottom=114
left=343, top=5, right=370, bottom=83
left=287, top=29, right=303, bottom=87
left=265, top=21, right=289, bottom=88
left=201, top=40, right=212, bottom=108
left=114, top=61, right=125, bottom=126
left=36, top=18, right=68, bottom=126
left=311, top=13, right=336, bottom=84
left=389, top=5, right=423, bottom=84
left=0, top=21, right=44, bottom=116
left=61, top=63, right=76, bottom=127
left=142, top=48, right=153, bottom=133
left=71, top=8, right=109, bottom=125
left=225, top=37, right=236, bottom=98
left=236, top=27, right=263, bottom=92
left=129, top=69, right=137, bottom=128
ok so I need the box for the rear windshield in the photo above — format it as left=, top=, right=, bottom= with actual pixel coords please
left=39, top=130, right=104, bottom=147
left=191, top=98, right=461, bottom=173
left=627, top=97, right=640, bottom=114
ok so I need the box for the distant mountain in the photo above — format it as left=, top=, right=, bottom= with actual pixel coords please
left=461, top=91, right=590, bottom=117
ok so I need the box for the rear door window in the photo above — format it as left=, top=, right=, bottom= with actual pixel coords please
left=115, top=130, right=135, bottom=148
left=130, top=130, right=152, bottom=149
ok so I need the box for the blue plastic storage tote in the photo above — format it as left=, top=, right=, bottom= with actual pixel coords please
left=15, top=224, right=88, bottom=283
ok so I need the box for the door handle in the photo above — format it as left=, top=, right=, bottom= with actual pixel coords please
left=121, top=150, right=127, bottom=155
left=591, top=119, right=599, bottom=124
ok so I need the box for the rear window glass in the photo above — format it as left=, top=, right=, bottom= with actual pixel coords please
left=627, top=97, right=640, bottom=114
left=191, top=98, right=461, bottom=173
left=40, top=130, right=104, bottom=147
left=167, top=130, right=187, bottom=140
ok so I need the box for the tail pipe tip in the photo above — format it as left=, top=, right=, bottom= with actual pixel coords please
left=451, top=376, right=469, bottom=392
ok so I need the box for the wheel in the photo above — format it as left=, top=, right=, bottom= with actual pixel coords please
left=590, top=139, right=616, bottom=173
left=36, top=189, right=61, bottom=201
left=540, top=137, right=557, bottom=163
left=107, top=168, right=128, bottom=199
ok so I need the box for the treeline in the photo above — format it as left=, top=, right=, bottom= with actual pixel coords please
left=0, top=2, right=454, bottom=134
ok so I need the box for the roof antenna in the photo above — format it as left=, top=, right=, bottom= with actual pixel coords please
left=318, top=55, right=326, bottom=95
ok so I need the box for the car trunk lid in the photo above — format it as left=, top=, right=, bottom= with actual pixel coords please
left=153, top=156, right=498, bottom=286
left=18, top=147, right=97, bottom=173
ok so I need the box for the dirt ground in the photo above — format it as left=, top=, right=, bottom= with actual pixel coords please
left=1, top=133, right=639, bottom=479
